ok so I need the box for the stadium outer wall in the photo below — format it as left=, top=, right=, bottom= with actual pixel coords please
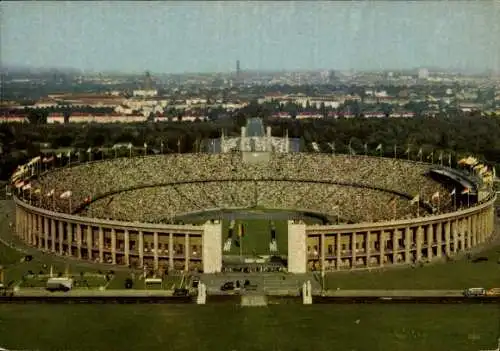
left=12, top=192, right=496, bottom=274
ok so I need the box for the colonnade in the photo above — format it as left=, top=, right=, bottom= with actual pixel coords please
left=296, top=195, right=496, bottom=273
left=14, top=198, right=222, bottom=273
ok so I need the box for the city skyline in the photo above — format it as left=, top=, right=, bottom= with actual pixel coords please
left=1, top=1, right=499, bottom=74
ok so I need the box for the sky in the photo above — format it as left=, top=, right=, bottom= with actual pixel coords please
left=1, top=1, right=499, bottom=74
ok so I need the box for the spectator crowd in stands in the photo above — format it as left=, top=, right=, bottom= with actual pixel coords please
left=28, top=153, right=452, bottom=224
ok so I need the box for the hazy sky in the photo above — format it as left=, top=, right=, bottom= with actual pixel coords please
left=1, top=1, right=499, bottom=74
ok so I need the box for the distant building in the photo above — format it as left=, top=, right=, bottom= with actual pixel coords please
left=418, top=68, right=429, bottom=79
left=132, top=90, right=158, bottom=98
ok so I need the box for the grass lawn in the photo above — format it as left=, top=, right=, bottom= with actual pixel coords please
left=325, top=242, right=500, bottom=290
left=0, top=304, right=498, bottom=351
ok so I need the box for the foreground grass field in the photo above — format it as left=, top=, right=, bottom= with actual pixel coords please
left=0, top=304, right=498, bottom=351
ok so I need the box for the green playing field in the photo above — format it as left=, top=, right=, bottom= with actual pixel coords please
left=221, top=218, right=289, bottom=255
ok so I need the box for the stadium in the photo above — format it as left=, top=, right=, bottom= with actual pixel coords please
left=10, top=118, right=497, bottom=275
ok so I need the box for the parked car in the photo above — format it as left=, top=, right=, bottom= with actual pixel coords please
left=221, top=281, right=235, bottom=291
left=463, top=287, right=486, bottom=297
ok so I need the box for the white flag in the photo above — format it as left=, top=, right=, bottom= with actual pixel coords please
left=410, top=195, right=420, bottom=204
left=450, top=188, right=456, bottom=196
left=144, top=143, right=147, bottom=148
left=46, top=189, right=55, bottom=197
left=417, top=148, right=423, bottom=156
left=127, top=143, right=133, bottom=149
left=376, top=144, right=382, bottom=151
left=86, top=148, right=92, bottom=153
left=66, top=151, right=72, bottom=157
left=60, top=190, right=72, bottom=199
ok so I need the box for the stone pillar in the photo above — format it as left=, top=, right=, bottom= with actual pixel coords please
left=87, top=226, right=92, bottom=260
left=124, top=229, right=130, bottom=266
left=452, top=220, right=458, bottom=253
left=426, top=224, right=433, bottom=261
left=471, top=215, right=477, bottom=246
left=416, top=226, right=422, bottom=262
left=51, top=219, right=56, bottom=252
left=27, top=213, right=32, bottom=245
left=153, top=232, right=159, bottom=271
left=67, top=222, right=73, bottom=257
left=111, top=228, right=116, bottom=265
left=76, top=224, right=82, bottom=259
left=436, top=222, right=442, bottom=258
left=320, top=233, right=326, bottom=272
left=351, top=232, right=357, bottom=268
left=202, top=221, right=223, bottom=274
left=37, top=215, right=43, bottom=249
left=444, top=221, right=451, bottom=256
left=336, top=232, right=341, bottom=270
left=404, top=227, right=411, bottom=264
left=44, top=216, right=49, bottom=251
left=98, top=227, right=104, bottom=263
left=168, top=233, right=174, bottom=271
left=184, top=234, right=190, bottom=272
left=379, top=231, right=385, bottom=267
left=392, top=229, right=398, bottom=264
left=366, top=231, right=372, bottom=267
left=58, top=221, right=64, bottom=255
left=138, top=231, right=144, bottom=268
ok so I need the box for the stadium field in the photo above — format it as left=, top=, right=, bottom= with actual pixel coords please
left=0, top=304, right=498, bottom=351
left=221, top=219, right=289, bottom=255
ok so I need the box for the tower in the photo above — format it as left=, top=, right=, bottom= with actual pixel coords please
left=144, top=71, right=153, bottom=90
left=236, top=60, right=240, bottom=78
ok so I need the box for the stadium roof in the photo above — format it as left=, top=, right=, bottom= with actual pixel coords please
left=245, top=118, right=265, bottom=137
left=428, top=167, right=478, bottom=194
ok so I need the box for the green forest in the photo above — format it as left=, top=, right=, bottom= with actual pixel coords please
left=1, top=115, right=499, bottom=181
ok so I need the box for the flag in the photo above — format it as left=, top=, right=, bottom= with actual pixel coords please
left=144, top=143, right=147, bottom=148
left=46, top=189, right=55, bottom=197
left=127, top=143, right=133, bottom=149
left=450, top=188, right=456, bottom=196
left=375, top=144, right=382, bottom=151
left=438, top=152, right=443, bottom=161
left=417, top=148, right=423, bottom=157
left=60, top=190, right=72, bottom=199
left=405, top=146, right=410, bottom=154
left=364, top=143, right=368, bottom=152
left=33, top=188, right=41, bottom=194
left=461, top=188, right=470, bottom=195
left=238, top=223, right=245, bottom=237
left=86, top=148, right=92, bottom=153
left=22, top=183, right=32, bottom=191
left=56, top=153, right=62, bottom=159
left=431, top=191, right=440, bottom=201
left=66, top=151, right=72, bottom=157
left=410, top=195, right=420, bottom=204
left=427, top=151, right=433, bottom=160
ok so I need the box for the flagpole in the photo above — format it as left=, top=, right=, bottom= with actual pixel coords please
left=52, top=193, right=55, bottom=211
